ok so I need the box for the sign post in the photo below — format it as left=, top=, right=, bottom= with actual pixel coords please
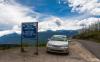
left=34, top=22, right=38, bottom=55
left=21, top=22, right=38, bottom=55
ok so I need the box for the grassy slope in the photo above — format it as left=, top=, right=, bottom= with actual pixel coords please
left=74, top=31, right=100, bottom=43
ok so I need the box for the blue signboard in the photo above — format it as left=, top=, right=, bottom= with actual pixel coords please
left=22, top=22, right=38, bottom=38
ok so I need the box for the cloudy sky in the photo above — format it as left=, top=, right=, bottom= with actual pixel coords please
left=0, top=0, right=100, bottom=36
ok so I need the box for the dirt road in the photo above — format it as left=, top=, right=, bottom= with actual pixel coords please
left=0, top=40, right=99, bottom=62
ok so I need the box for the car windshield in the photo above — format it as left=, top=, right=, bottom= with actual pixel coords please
left=51, top=36, right=67, bottom=41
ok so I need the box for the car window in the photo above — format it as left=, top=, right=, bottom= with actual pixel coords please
left=51, top=36, right=67, bottom=41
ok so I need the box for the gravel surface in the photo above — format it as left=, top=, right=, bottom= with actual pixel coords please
left=0, top=41, right=99, bottom=62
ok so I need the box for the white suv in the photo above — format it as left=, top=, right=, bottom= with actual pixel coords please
left=46, top=35, right=69, bottom=54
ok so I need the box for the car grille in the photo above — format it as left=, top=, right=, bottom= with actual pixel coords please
left=52, top=45, right=61, bottom=47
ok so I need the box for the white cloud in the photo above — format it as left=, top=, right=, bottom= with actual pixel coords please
left=39, top=17, right=100, bottom=31
left=0, top=29, right=20, bottom=37
left=0, top=0, right=39, bottom=36
left=0, top=0, right=100, bottom=37
left=0, top=25, right=21, bottom=37
left=39, top=17, right=81, bottom=31
left=12, top=25, right=21, bottom=34
left=0, top=16, right=100, bottom=37
left=77, top=17, right=100, bottom=26
left=0, top=30, right=13, bottom=37
left=0, top=0, right=38, bottom=26
left=68, top=0, right=100, bottom=15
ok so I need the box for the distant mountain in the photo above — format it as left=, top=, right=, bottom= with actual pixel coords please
left=0, top=33, right=21, bottom=44
left=0, top=30, right=78, bottom=44
left=39, top=30, right=78, bottom=42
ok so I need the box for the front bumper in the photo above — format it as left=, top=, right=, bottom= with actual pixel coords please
left=47, top=46, right=69, bottom=53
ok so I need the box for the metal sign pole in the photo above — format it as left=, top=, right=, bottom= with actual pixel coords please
left=34, top=22, right=38, bottom=55
left=21, top=23, right=25, bottom=52
left=21, top=35, right=25, bottom=52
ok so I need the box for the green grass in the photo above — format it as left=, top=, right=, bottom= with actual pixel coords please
left=0, top=42, right=46, bottom=50
left=38, top=43, right=46, bottom=47
left=0, top=44, right=20, bottom=50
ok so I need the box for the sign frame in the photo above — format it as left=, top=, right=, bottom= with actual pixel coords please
left=21, top=22, right=38, bottom=55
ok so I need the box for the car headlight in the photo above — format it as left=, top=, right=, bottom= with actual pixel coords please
left=47, top=43, right=52, bottom=46
left=62, top=45, right=68, bottom=47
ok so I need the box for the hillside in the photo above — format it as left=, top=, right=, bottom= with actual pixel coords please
left=74, top=31, right=100, bottom=43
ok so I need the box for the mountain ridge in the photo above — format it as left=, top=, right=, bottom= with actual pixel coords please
left=0, top=30, right=78, bottom=44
